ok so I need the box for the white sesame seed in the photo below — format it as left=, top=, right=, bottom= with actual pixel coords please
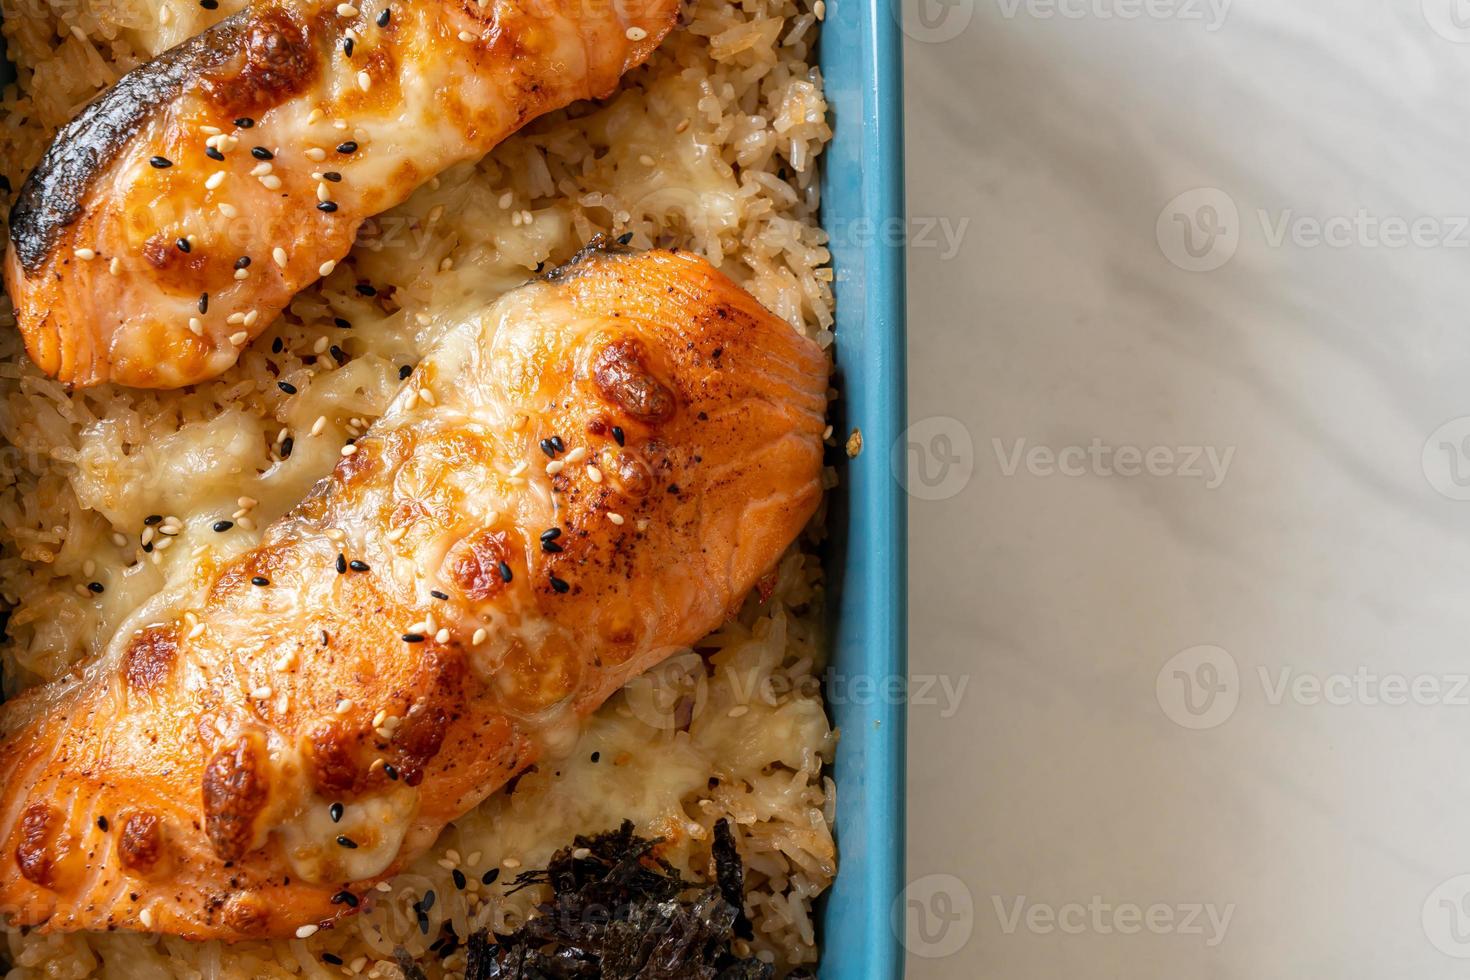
left=229, top=331, right=249, bottom=345
left=140, top=907, right=155, bottom=928
left=418, top=386, right=435, bottom=405
left=311, top=416, right=327, bottom=436
left=572, top=847, right=591, bottom=860
left=141, top=527, right=155, bottom=546
left=305, top=147, right=328, bottom=163
left=237, top=516, right=256, bottom=531
left=498, top=192, right=513, bottom=208
left=295, top=924, right=319, bottom=939
left=313, top=336, right=329, bottom=354
left=565, top=447, right=588, bottom=464
left=587, top=465, right=603, bottom=483
left=219, top=202, right=239, bottom=218
left=341, top=444, right=358, bottom=456
left=307, top=108, right=325, bottom=125
left=249, top=162, right=273, bottom=177
left=336, top=2, right=358, bottom=14
left=260, top=174, right=282, bottom=190
left=357, top=70, right=372, bottom=91
left=319, top=259, right=337, bottom=276
left=376, top=882, right=393, bottom=893
left=108, top=256, right=121, bottom=274
left=217, top=134, right=239, bottom=152
left=227, top=312, right=246, bottom=324
left=625, top=25, right=648, bottom=40
left=639, top=154, right=655, bottom=167
left=158, top=4, right=171, bottom=23
left=239, top=496, right=258, bottom=509
left=472, top=628, right=487, bottom=645
left=435, top=628, right=450, bottom=643
left=545, top=460, right=565, bottom=475
left=428, top=205, right=444, bottom=223
left=205, top=171, right=226, bottom=190
left=201, top=125, right=222, bottom=135
left=503, top=857, right=521, bottom=869
left=187, top=318, right=204, bottom=337
left=728, top=705, right=749, bottom=718
left=317, top=182, right=331, bottom=202
left=243, top=310, right=259, bottom=327
left=336, top=699, right=354, bottom=714
left=251, top=685, right=273, bottom=699
left=607, top=512, right=624, bottom=525
left=372, top=709, right=388, bottom=727
left=325, top=527, right=345, bottom=541
left=459, top=30, right=475, bottom=41
left=233, top=268, right=249, bottom=282
left=272, top=247, right=288, bottom=267
left=814, top=0, right=825, bottom=17
left=112, top=532, right=128, bottom=547
left=73, top=247, right=96, bottom=260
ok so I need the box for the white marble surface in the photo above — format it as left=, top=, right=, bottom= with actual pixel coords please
left=903, top=1, right=1470, bottom=976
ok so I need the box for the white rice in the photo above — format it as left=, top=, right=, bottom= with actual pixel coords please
left=0, top=0, right=838, bottom=973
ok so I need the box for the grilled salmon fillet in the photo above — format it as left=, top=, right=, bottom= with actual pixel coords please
left=0, top=243, right=828, bottom=940
left=2, top=0, right=680, bottom=390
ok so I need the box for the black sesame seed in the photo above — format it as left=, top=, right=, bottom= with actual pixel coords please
left=176, top=238, right=191, bottom=253
left=206, top=146, right=225, bottom=161
left=87, top=581, right=104, bottom=593
left=376, top=6, right=390, bottom=25
left=590, top=751, right=600, bottom=762
left=354, top=283, right=377, bottom=296
left=234, top=255, right=251, bottom=269
left=452, top=868, right=466, bottom=889
left=330, top=345, right=348, bottom=364
left=251, top=576, right=270, bottom=587
left=498, top=561, right=513, bottom=583
left=337, top=141, right=359, bottom=154
left=235, top=117, right=255, bottom=128
left=251, top=146, right=274, bottom=160
left=541, top=540, right=562, bottom=554
left=213, top=520, right=233, bottom=532
left=611, top=426, right=625, bottom=446
left=550, top=435, right=565, bottom=453
left=323, top=171, right=342, bottom=182
left=336, top=835, right=359, bottom=849
left=418, top=911, right=429, bottom=934
left=144, top=514, right=163, bottom=526
left=398, top=364, right=412, bottom=380
left=277, top=381, right=297, bottom=394
left=149, top=156, right=172, bottom=169
left=334, top=317, right=352, bottom=329
left=481, top=868, right=499, bottom=885
left=329, top=801, right=344, bottom=822
left=280, top=436, right=294, bottom=458
left=343, top=37, right=354, bottom=57
left=330, top=890, right=358, bottom=906
left=336, top=553, right=347, bottom=574
left=617, top=231, right=634, bottom=245
left=383, top=763, right=399, bottom=780
left=430, top=589, right=448, bottom=600
left=402, top=633, right=425, bottom=643
left=322, top=954, right=344, bottom=966
left=198, top=293, right=209, bottom=314
left=317, top=201, right=339, bottom=213
left=540, top=527, right=562, bottom=542
left=349, top=559, right=370, bottom=572
left=142, top=542, right=153, bottom=553
left=271, top=337, right=284, bottom=354
left=539, top=439, right=558, bottom=458
left=549, top=575, right=570, bottom=594
left=421, top=890, right=436, bottom=911
left=199, top=0, right=218, bottom=9
left=534, top=261, right=545, bottom=273
left=97, top=816, right=109, bottom=831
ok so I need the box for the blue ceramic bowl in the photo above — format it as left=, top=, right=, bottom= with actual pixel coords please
left=0, top=6, right=907, bottom=975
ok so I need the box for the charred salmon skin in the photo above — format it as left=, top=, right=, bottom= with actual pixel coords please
left=0, top=243, right=828, bottom=939
left=3, top=0, right=680, bottom=389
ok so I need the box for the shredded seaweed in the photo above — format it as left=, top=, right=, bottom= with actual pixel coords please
left=462, top=819, right=774, bottom=979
